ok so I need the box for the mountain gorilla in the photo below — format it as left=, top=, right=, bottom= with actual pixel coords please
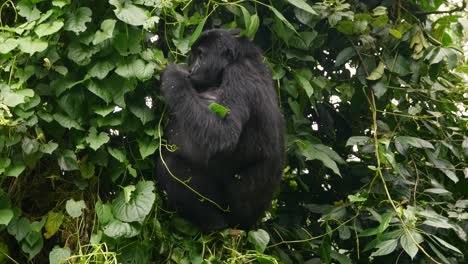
left=157, top=29, right=284, bottom=230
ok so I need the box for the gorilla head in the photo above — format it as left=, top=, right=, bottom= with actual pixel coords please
left=189, top=29, right=243, bottom=89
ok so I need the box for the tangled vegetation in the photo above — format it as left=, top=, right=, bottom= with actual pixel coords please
left=0, top=0, right=467, bottom=263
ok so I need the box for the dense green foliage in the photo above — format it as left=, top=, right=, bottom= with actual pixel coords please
left=0, top=0, right=467, bottom=263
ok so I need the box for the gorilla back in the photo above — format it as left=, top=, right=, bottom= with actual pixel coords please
left=157, top=29, right=284, bottom=230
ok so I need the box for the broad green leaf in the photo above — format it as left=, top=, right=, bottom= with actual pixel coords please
left=44, top=211, right=64, bottom=239
left=270, top=6, right=298, bottom=34
left=246, top=14, right=260, bottom=39
left=0, top=158, right=11, bottom=173
left=49, top=247, right=71, bottom=264
left=367, top=62, right=385, bottom=80
left=113, top=27, right=142, bottom=55
left=320, top=227, right=332, bottom=264
left=272, top=66, right=286, bottom=80
left=239, top=6, right=251, bottom=31
left=57, top=150, right=79, bottom=171
left=94, top=105, right=116, bottom=117
left=37, top=9, right=54, bottom=24
left=90, top=231, right=102, bottom=245
left=385, top=55, right=410, bottom=76
left=115, top=59, right=156, bottom=81
left=51, top=78, right=80, bottom=97
left=64, top=7, right=92, bottom=34
left=312, top=144, right=346, bottom=164
left=129, top=104, right=155, bottom=124
left=1, top=89, right=25, bottom=107
left=88, top=60, right=115, bottom=80
left=189, top=17, right=207, bottom=45
left=0, top=209, right=14, bottom=226
left=372, top=15, right=388, bottom=27
left=400, top=231, right=419, bottom=259
left=408, top=104, right=422, bottom=115
left=85, top=127, right=110, bottom=150
left=96, top=201, right=113, bottom=225
left=455, top=199, right=468, bottom=208
left=372, top=6, right=387, bottom=16
left=336, top=20, right=354, bottom=35
left=22, top=138, right=39, bottom=155
left=370, top=239, right=398, bottom=257
left=29, top=218, right=45, bottom=234
left=431, top=159, right=459, bottom=183
left=17, top=37, right=48, bottom=55
left=103, top=219, right=140, bottom=238
left=108, top=147, right=127, bottom=163
left=338, top=225, right=351, bottom=240
left=127, top=164, right=137, bottom=178
left=348, top=193, right=367, bottom=203
left=335, top=47, right=356, bottom=67
left=109, top=0, right=148, bottom=26
left=123, top=185, right=136, bottom=203
left=21, top=231, right=43, bottom=259
left=286, top=0, right=318, bottom=15
left=79, top=161, right=95, bottom=179
left=137, top=137, right=159, bottom=159
left=67, top=42, right=97, bottom=65
left=92, top=19, right=117, bottom=45
left=144, top=16, right=160, bottom=30
left=427, top=241, right=452, bottom=264
left=432, top=235, right=463, bottom=255
left=53, top=113, right=83, bottom=130
left=248, top=229, right=270, bottom=253
left=289, top=31, right=317, bottom=50
left=424, top=188, right=451, bottom=195
left=389, top=29, right=402, bottom=39
left=346, top=136, right=371, bottom=146
left=424, top=47, right=461, bottom=69
left=17, top=2, right=41, bottom=21
left=112, top=181, right=155, bottom=222
left=86, top=79, right=113, bottom=103
left=378, top=213, right=393, bottom=234
left=65, top=199, right=86, bottom=218
left=208, top=103, right=230, bottom=119
left=52, top=0, right=70, bottom=8
left=331, top=250, right=352, bottom=264
left=39, top=141, right=58, bottom=154
left=173, top=38, right=190, bottom=55
left=34, top=20, right=64, bottom=37
left=0, top=38, right=18, bottom=54
left=295, top=73, right=313, bottom=98
left=305, top=150, right=340, bottom=176
left=8, top=217, right=31, bottom=241
left=302, top=144, right=342, bottom=176
left=395, top=136, right=434, bottom=150
left=4, top=163, right=26, bottom=177
left=360, top=213, right=393, bottom=237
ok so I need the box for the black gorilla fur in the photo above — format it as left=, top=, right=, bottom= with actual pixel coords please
left=157, top=29, right=284, bottom=230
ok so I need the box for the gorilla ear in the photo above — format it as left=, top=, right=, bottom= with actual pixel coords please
left=228, top=28, right=242, bottom=37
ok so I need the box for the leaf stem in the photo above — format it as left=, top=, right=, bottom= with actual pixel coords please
left=157, top=109, right=229, bottom=212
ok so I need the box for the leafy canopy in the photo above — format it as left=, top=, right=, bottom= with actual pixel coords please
left=0, top=0, right=466, bottom=263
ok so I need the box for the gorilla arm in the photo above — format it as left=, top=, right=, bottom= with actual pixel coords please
left=161, top=64, right=250, bottom=162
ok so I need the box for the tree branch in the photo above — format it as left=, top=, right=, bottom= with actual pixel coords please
left=415, top=0, right=466, bottom=15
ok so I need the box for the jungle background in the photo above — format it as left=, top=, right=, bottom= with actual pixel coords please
left=0, top=0, right=467, bottom=263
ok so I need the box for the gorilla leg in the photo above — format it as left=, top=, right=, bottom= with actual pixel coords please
left=224, top=161, right=282, bottom=228
left=157, top=154, right=228, bottom=230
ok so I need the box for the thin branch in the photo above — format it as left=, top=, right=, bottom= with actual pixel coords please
left=415, top=1, right=466, bottom=15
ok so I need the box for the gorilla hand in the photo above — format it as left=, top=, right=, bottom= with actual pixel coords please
left=161, top=64, right=190, bottom=92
